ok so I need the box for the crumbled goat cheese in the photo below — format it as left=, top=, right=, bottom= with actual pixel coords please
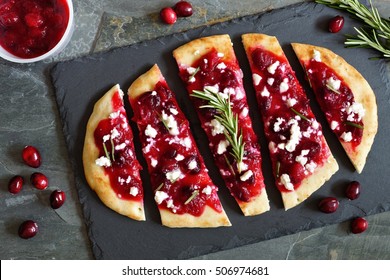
left=217, top=140, right=230, bottom=155
left=267, top=78, right=275, bottom=86
left=111, top=128, right=120, bottom=139
left=313, top=49, right=321, bottom=62
left=161, top=111, right=179, bottom=136
left=129, top=187, right=138, bottom=196
left=295, top=149, right=310, bottom=166
left=166, top=169, right=182, bottom=182
left=253, top=73, right=262, bottom=86
left=273, top=117, right=285, bottom=132
left=202, top=186, right=213, bottom=196
left=151, top=158, right=158, bottom=167
left=217, top=62, right=227, bottom=70
left=175, top=154, right=185, bottom=161
left=286, top=98, right=297, bottom=107
left=280, top=78, right=289, bottom=93
left=144, top=124, right=157, bottom=138
left=346, top=102, right=365, bottom=121
left=341, top=131, right=353, bottom=142
left=267, top=61, right=280, bottom=74
left=261, top=87, right=270, bottom=97
left=285, top=119, right=301, bottom=152
left=240, top=107, right=249, bottom=118
left=95, top=156, right=111, bottom=167
left=169, top=108, right=179, bottom=115
left=115, top=143, right=126, bottom=150
left=154, top=191, right=169, bottom=204
left=209, top=119, right=225, bottom=136
left=280, top=174, right=294, bottom=190
left=331, top=121, right=339, bottom=130
left=109, top=110, right=120, bottom=119
left=240, top=170, right=253, bottom=182
left=326, top=77, right=341, bottom=91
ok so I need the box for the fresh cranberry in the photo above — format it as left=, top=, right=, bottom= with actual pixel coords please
left=328, top=15, right=344, bottom=33
left=345, top=181, right=361, bottom=200
left=174, top=1, right=193, bottom=17
left=50, top=190, right=66, bottom=209
left=160, top=7, right=177, bottom=24
left=318, top=197, right=339, bottom=213
left=22, top=145, right=41, bottom=168
left=18, top=220, right=38, bottom=239
left=351, top=217, right=368, bottom=234
left=8, top=175, right=24, bottom=194
left=24, top=12, right=44, bottom=28
left=0, top=11, right=19, bottom=26
left=30, top=172, right=48, bottom=190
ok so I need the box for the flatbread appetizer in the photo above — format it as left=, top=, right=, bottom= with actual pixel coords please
left=291, top=43, right=378, bottom=173
left=83, top=84, right=145, bottom=221
left=242, top=33, right=339, bottom=210
left=128, top=64, right=231, bottom=228
left=173, top=34, right=270, bottom=216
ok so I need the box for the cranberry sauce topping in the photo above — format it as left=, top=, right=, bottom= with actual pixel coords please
left=249, top=47, right=331, bottom=192
left=178, top=48, right=265, bottom=202
left=0, top=0, right=69, bottom=58
left=304, top=59, right=364, bottom=148
left=133, top=81, right=223, bottom=216
left=94, top=90, right=143, bottom=201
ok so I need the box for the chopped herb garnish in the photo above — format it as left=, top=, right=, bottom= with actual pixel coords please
left=102, top=142, right=112, bottom=164
left=155, top=183, right=164, bottom=192
left=345, top=121, right=364, bottom=129
left=276, top=161, right=281, bottom=178
left=110, top=138, right=115, bottom=161
left=290, top=107, right=311, bottom=122
left=188, top=66, right=200, bottom=81
left=326, top=83, right=341, bottom=94
left=184, top=190, right=199, bottom=205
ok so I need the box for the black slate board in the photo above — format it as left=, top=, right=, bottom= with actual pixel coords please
left=51, top=2, right=390, bottom=259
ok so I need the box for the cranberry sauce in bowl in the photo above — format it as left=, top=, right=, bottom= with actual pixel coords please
left=0, top=0, right=74, bottom=63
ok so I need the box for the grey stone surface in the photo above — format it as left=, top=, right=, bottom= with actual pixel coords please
left=0, top=0, right=389, bottom=260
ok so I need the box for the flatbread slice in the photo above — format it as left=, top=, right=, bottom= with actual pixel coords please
left=291, top=43, right=378, bottom=173
left=242, top=33, right=339, bottom=210
left=173, top=34, right=270, bottom=216
left=128, top=64, right=231, bottom=228
left=83, top=84, right=145, bottom=221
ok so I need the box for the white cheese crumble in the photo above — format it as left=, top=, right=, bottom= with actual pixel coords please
left=151, top=90, right=157, bottom=96
left=240, top=107, right=249, bottom=118
left=331, top=120, right=339, bottom=130
left=253, top=73, right=262, bottom=86
left=280, top=78, right=289, bottom=93
left=217, top=52, right=224, bottom=58
left=305, top=161, right=317, bottom=173
left=237, top=161, right=248, bottom=172
left=217, top=62, right=227, bottom=70
left=346, top=102, right=365, bottom=121
left=204, top=85, right=219, bottom=94
left=151, top=158, right=158, bottom=167
left=111, top=128, right=120, bottom=139
left=109, top=110, right=120, bottom=119
left=126, top=176, right=131, bottom=184
left=202, top=186, right=213, bottom=196
left=144, top=124, right=157, bottom=138
left=166, top=169, right=182, bottom=182
left=313, top=49, right=321, bottom=62
left=169, top=108, right=179, bottom=115
left=187, top=67, right=197, bottom=75
left=234, top=88, right=245, bottom=100
left=240, top=170, right=253, bottom=182
left=285, top=119, right=301, bottom=152
left=261, top=87, right=270, bottom=97
left=217, top=140, right=230, bottom=155
left=102, top=134, right=110, bottom=143
left=209, top=119, right=225, bottom=136
left=161, top=111, right=179, bottom=136
left=166, top=199, right=174, bottom=209
left=95, top=156, right=111, bottom=167
left=326, top=77, right=341, bottom=91
left=154, top=191, right=169, bottom=205
left=267, top=78, right=275, bottom=86
left=175, top=154, right=185, bottom=161
left=295, top=149, right=310, bottom=166
left=181, top=137, right=192, bottom=149
left=129, top=187, right=138, bottom=196
left=286, top=98, right=297, bottom=107
left=280, top=174, right=294, bottom=191
left=341, top=131, right=353, bottom=142
left=115, top=143, right=126, bottom=150
left=273, top=117, right=285, bottom=132
left=269, top=141, right=278, bottom=153
left=188, top=159, right=198, bottom=170
left=267, top=61, right=280, bottom=74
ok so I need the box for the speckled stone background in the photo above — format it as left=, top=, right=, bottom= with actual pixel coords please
left=1, top=0, right=389, bottom=260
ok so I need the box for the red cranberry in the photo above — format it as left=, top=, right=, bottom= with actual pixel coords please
left=0, top=11, right=20, bottom=26
left=174, top=1, right=193, bottom=17
left=30, top=172, right=48, bottom=190
left=318, top=197, right=339, bottom=213
left=328, top=15, right=344, bottom=33
left=346, top=181, right=361, bottom=200
left=351, top=217, right=368, bottom=234
left=24, top=13, right=44, bottom=28
left=50, top=190, right=66, bottom=209
left=160, top=7, right=177, bottom=24
left=8, top=175, right=24, bottom=194
left=22, top=145, right=41, bottom=168
left=18, top=220, right=38, bottom=239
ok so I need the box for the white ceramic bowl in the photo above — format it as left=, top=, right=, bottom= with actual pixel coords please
left=0, top=0, right=74, bottom=63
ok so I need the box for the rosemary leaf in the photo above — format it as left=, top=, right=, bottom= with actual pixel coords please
left=102, top=142, right=111, bottom=164
left=184, top=190, right=199, bottom=205
left=290, top=107, right=311, bottom=122
left=155, top=183, right=164, bottom=192
left=345, top=121, right=364, bottom=129
left=110, top=138, right=115, bottom=162
left=326, top=83, right=341, bottom=94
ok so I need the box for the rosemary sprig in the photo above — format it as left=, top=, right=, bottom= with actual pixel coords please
left=188, top=66, right=200, bottom=82
left=192, top=89, right=245, bottom=173
left=290, top=107, right=311, bottom=122
left=315, top=0, right=390, bottom=59
left=102, top=142, right=112, bottom=164
left=326, top=83, right=341, bottom=94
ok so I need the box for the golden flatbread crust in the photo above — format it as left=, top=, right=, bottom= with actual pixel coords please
left=83, top=84, right=145, bottom=221
left=128, top=64, right=231, bottom=227
left=291, top=43, right=378, bottom=173
left=173, top=35, right=270, bottom=216
left=242, top=33, right=339, bottom=210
